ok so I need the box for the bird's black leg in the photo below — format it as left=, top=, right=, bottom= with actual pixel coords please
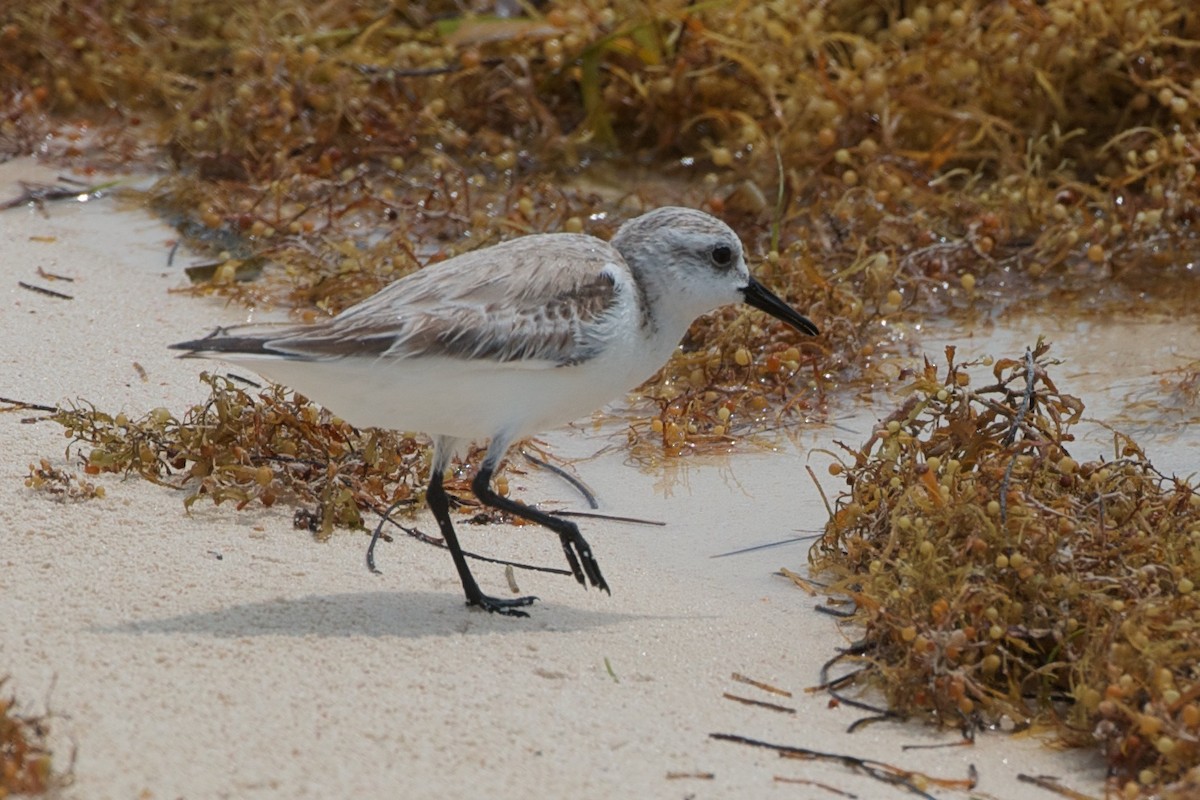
left=472, top=465, right=610, bottom=594
left=426, top=468, right=537, bottom=616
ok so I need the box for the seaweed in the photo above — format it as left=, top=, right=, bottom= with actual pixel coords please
left=24, top=458, right=104, bottom=502
left=809, top=342, right=1200, bottom=795
left=3, top=1, right=1198, bottom=448
left=0, top=679, right=54, bottom=798
left=50, top=373, right=426, bottom=538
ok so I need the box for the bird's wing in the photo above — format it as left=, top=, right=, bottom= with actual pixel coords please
left=264, top=233, right=630, bottom=367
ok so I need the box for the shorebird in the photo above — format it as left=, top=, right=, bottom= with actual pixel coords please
left=172, top=206, right=819, bottom=615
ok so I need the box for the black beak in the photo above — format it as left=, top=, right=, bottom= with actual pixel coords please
left=741, top=277, right=819, bottom=336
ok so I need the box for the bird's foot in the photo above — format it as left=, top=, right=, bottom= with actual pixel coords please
left=560, top=532, right=610, bottom=594
left=467, top=592, right=538, bottom=617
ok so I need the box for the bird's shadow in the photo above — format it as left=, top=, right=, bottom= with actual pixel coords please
left=99, top=590, right=632, bottom=639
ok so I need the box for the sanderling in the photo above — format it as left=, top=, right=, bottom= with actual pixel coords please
left=172, top=206, right=819, bottom=616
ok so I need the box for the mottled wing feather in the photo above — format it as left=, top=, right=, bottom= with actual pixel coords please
left=268, top=234, right=625, bottom=367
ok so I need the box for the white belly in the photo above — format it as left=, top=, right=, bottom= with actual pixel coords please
left=226, top=335, right=672, bottom=443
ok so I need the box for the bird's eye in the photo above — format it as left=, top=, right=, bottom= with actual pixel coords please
left=710, top=244, right=734, bottom=269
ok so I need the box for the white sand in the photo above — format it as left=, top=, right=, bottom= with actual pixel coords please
left=8, top=156, right=1190, bottom=798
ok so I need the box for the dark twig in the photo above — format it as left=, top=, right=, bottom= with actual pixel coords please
left=818, top=647, right=900, bottom=720
left=711, top=533, right=819, bottom=558
left=721, top=693, right=796, bottom=714
left=1000, top=346, right=1037, bottom=526
left=366, top=499, right=572, bottom=577
left=18, top=281, right=73, bottom=300
left=548, top=509, right=664, bottom=525
left=710, top=733, right=968, bottom=799
left=815, top=604, right=857, bottom=618
left=224, top=372, right=263, bottom=388
left=846, top=714, right=898, bottom=733
left=0, top=397, right=60, bottom=413
left=901, top=733, right=975, bottom=751
left=1016, top=773, right=1099, bottom=800
left=521, top=449, right=599, bottom=509
left=1003, top=346, right=1038, bottom=446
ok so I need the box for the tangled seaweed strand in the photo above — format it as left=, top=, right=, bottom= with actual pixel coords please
left=810, top=341, right=1200, bottom=797
left=50, top=373, right=427, bottom=537
left=24, top=458, right=105, bottom=502
left=0, top=678, right=53, bottom=798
